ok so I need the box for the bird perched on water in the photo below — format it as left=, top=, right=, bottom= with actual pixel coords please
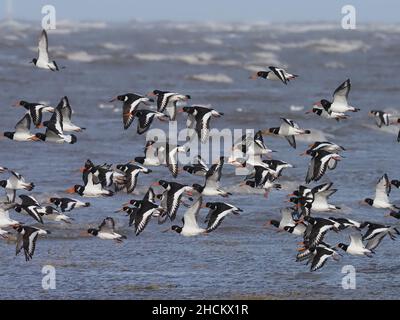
left=3, top=114, right=41, bottom=142
left=363, top=174, right=399, bottom=210
left=314, top=79, right=359, bottom=114
left=30, top=29, right=62, bottom=71
left=180, top=105, right=224, bottom=143
left=249, top=66, right=298, bottom=85
left=109, top=93, right=154, bottom=130
left=262, top=118, right=311, bottom=149
left=88, top=217, right=126, bottom=242
left=14, top=225, right=50, bottom=261
left=13, top=100, right=54, bottom=128
left=49, top=197, right=90, bottom=212
left=0, top=171, right=35, bottom=203
left=147, top=90, right=191, bottom=121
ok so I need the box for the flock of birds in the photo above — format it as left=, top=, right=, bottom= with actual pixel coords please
left=0, top=29, right=399, bottom=271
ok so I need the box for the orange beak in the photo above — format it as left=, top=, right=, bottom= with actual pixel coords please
left=151, top=181, right=160, bottom=186
left=109, top=96, right=118, bottom=102
left=177, top=108, right=184, bottom=113
left=299, top=151, right=308, bottom=156
left=79, top=167, right=86, bottom=173
left=12, top=101, right=21, bottom=107
left=35, top=123, right=44, bottom=129
left=65, top=187, right=76, bottom=194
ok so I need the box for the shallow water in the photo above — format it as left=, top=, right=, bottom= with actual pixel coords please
left=0, top=20, right=399, bottom=299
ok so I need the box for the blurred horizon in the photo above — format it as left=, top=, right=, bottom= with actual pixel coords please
left=1, top=0, right=400, bottom=24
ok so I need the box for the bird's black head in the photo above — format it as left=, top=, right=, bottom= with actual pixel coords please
left=269, top=220, right=279, bottom=228
left=283, top=225, right=294, bottom=233
left=158, top=180, right=169, bottom=189
left=74, top=185, right=85, bottom=195
left=320, top=99, right=331, bottom=109
left=289, top=197, right=299, bottom=204
left=134, top=157, right=145, bottom=164
left=364, top=198, right=373, bottom=206
left=192, top=183, right=204, bottom=193
left=3, top=132, right=14, bottom=140
left=30, top=58, right=37, bottom=65
left=87, top=228, right=98, bottom=236
left=13, top=225, right=23, bottom=232
left=152, top=90, right=162, bottom=95
left=35, top=133, right=46, bottom=141
left=182, top=106, right=193, bottom=114
left=171, top=225, right=182, bottom=233
left=337, top=243, right=348, bottom=251
left=0, top=180, right=7, bottom=188
left=49, top=198, right=61, bottom=206
left=257, top=71, right=268, bottom=78
left=304, top=130, right=311, bottom=134
left=245, top=181, right=256, bottom=188
left=13, top=205, right=22, bottom=213
left=69, top=134, right=77, bottom=144
left=17, top=100, right=29, bottom=107
left=205, top=202, right=217, bottom=210
left=389, top=211, right=400, bottom=219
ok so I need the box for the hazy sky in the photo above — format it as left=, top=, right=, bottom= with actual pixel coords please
left=1, top=0, right=399, bottom=23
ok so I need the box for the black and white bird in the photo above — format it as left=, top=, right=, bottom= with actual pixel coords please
left=204, top=202, right=242, bottom=232
left=14, top=225, right=50, bottom=261
left=305, top=150, right=342, bottom=183
left=265, top=207, right=305, bottom=236
left=66, top=172, right=114, bottom=197
left=180, top=106, right=224, bottom=143
left=363, top=174, right=399, bottom=210
left=302, top=141, right=345, bottom=155
left=134, top=140, right=164, bottom=167
left=299, top=216, right=341, bottom=250
left=109, top=93, right=153, bottom=130
left=49, top=197, right=90, bottom=212
left=328, top=217, right=362, bottom=230
left=314, top=79, right=359, bottom=113
left=14, top=195, right=43, bottom=223
left=13, top=100, right=54, bottom=127
left=307, top=246, right=341, bottom=272
left=242, top=166, right=281, bottom=198
left=262, top=118, right=311, bottom=149
left=134, top=109, right=168, bottom=134
left=164, top=142, right=190, bottom=178
left=305, top=102, right=348, bottom=121
left=168, top=197, right=208, bottom=236
left=337, top=233, right=374, bottom=257
left=3, top=114, right=41, bottom=142
left=307, top=182, right=340, bottom=212
left=37, top=206, right=73, bottom=224
left=30, top=29, right=61, bottom=71
left=148, top=90, right=191, bottom=121
left=0, top=203, right=20, bottom=228
left=192, top=157, right=231, bottom=197
left=56, top=96, right=85, bottom=132
left=183, top=155, right=209, bottom=176
left=128, top=199, right=164, bottom=236
left=369, top=110, right=392, bottom=128
left=249, top=66, right=298, bottom=85
left=0, top=171, right=35, bottom=203
left=115, top=163, right=151, bottom=193
left=153, top=180, right=194, bottom=221
left=361, top=221, right=399, bottom=251
left=88, top=217, right=126, bottom=242
left=36, top=107, right=77, bottom=144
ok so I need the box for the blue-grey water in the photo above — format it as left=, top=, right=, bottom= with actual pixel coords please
left=0, top=20, right=399, bottom=299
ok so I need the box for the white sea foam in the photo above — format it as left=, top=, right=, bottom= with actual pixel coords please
left=281, top=38, right=369, bottom=53
left=186, top=73, right=233, bottom=84
left=99, top=42, right=128, bottom=51
left=60, top=51, right=111, bottom=62
left=202, top=37, right=224, bottom=46
left=324, top=61, right=346, bottom=69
